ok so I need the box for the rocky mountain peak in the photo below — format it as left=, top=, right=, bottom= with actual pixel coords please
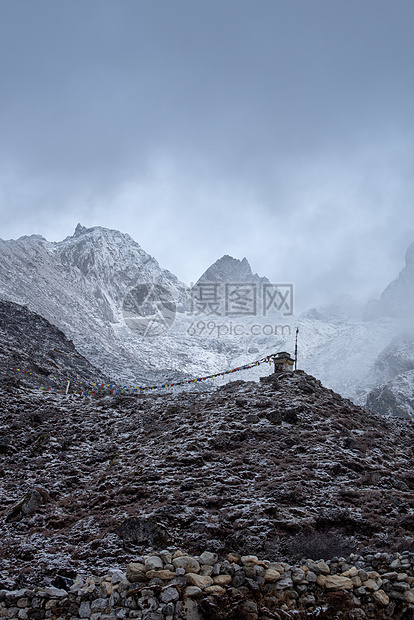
left=74, top=223, right=88, bottom=237
left=0, top=226, right=189, bottom=382
left=196, top=254, right=268, bottom=286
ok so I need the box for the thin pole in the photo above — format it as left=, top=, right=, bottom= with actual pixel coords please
left=294, top=328, right=299, bottom=370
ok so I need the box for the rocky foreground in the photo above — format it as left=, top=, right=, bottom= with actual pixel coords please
left=1, top=368, right=414, bottom=617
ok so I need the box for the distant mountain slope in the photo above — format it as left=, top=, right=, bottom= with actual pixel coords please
left=0, top=299, right=108, bottom=389
left=374, top=242, right=414, bottom=320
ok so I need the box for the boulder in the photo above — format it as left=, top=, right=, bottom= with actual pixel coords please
left=173, top=556, right=200, bottom=574
left=324, top=575, right=354, bottom=590
left=146, top=570, right=176, bottom=580
left=126, top=563, right=147, bottom=583
left=241, top=555, right=259, bottom=567
left=185, top=573, right=214, bottom=589
left=213, top=575, right=232, bottom=586
left=199, top=551, right=218, bottom=566
left=264, top=569, right=281, bottom=583
left=145, top=556, right=163, bottom=571
left=118, top=517, right=169, bottom=547
left=373, top=590, right=390, bottom=606
left=204, top=585, right=226, bottom=596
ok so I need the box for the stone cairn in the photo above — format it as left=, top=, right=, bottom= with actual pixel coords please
left=2, top=549, right=414, bottom=619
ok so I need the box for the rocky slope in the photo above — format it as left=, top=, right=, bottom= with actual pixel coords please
left=0, top=299, right=109, bottom=390
left=1, top=369, right=413, bottom=592
left=362, top=244, right=414, bottom=419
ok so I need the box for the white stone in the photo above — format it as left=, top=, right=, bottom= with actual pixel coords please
left=199, top=551, right=218, bottom=566
left=373, top=590, right=390, bottom=606
left=342, top=567, right=358, bottom=578
left=145, top=556, right=164, bottom=571
left=173, top=556, right=200, bottom=574
left=185, top=573, right=214, bottom=589
left=324, top=575, right=354, bottom=590
left=213, top=575, right=232, bottom=586
left=362, top=579, right=380, bottom=592
left=315, top=561, right=330, bottom=575
left=263, top=569, right=280, bottom=583
left=241, top=555, right=259, bottom=567
left=43, top=587, right=67, bottom=598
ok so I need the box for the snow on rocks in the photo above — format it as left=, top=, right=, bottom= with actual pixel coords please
left=1, top=366, right=414, bottom=619
left=1, top=370, right=414, bottom=595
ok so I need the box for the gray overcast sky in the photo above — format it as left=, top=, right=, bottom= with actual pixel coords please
left=1, top=0, right=414, bottom=311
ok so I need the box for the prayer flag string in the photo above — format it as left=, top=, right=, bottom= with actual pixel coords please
left=7, top=355, right=274, bottom=396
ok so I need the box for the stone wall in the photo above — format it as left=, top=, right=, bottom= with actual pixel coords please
left=1, top=549, right=414, bottom=619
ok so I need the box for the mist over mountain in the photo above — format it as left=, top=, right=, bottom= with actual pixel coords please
left=379, top=242, right=414, bottom=319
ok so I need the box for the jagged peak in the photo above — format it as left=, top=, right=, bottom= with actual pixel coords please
left=61, top=224, right=137, bottom=249
left=197, top=254, right=268, bottom=284
left=74, top=223, right=88, bottom=236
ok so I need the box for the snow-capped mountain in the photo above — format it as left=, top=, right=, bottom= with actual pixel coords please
left=196, top=255, right=269, bottom=286
left=0, top=225, right=191, bottom=382
left=0, top=224, right=413, bottom=419
left=0, top=226, right=286, bottom=385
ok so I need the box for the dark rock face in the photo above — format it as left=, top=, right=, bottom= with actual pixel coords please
left=370, top=242, right=414, bottom=320
left=1, top=370, right=414, bottom=589
left=366, top=385, right=411, bottom=419
left=5, top=489, right=45, bottom=522
left=118, top=517, right=170, bottom=547
left=0, top=299, right=109, bottom=390
left=365, top=333, right=414, bottom=420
